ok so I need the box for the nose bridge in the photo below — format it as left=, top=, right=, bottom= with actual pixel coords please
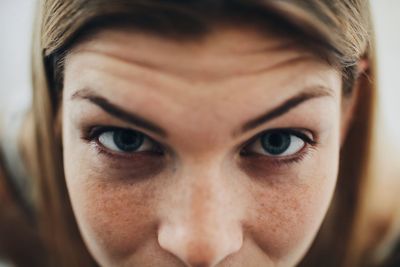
left=157, top=163, right=243, bottom=267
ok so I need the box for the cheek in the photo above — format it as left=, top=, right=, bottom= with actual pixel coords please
left=249, top=179, right=335, bottom=261
left=62, top=127, right=160, bottom=265
left=245, top=146, right=339, bottom=265
left=64, top=163, right=159, bottom=265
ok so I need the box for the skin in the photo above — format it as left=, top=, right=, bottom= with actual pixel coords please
left=62, top=26, right=356, bottom=267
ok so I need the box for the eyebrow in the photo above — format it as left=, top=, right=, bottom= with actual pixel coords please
left=234, top=85, right=334, bottom=136
left=72, top=89, right=168, bottom=138
left=71, top=86, right=333, bottom=139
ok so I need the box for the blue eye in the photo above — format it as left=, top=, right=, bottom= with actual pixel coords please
left=261, top=131, right=292, bottom=155
left=98, top=129, right=154, bottom=153
left=246, top=130, right=309, bottom=157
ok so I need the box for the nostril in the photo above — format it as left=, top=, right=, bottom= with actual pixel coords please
left=186, top=260, right=212, bottom=267
left=158, top=223, right=243, bottom=267
left=185, top=241, right=217, bottom=267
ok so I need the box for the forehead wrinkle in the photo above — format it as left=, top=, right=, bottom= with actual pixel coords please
left=65, top=50, right=191, bottom=105
left=70, top=28, right=319, bottom=83
left=70, top=46, right=317, bottom=86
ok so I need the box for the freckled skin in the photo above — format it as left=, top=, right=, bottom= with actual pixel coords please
left=62, top=26, right=352, bottom=267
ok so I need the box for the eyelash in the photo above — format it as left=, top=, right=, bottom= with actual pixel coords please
left=82, top=126, right=318, bottom=166
left=82, top=126, right=164, bottom=159
left=239, top=128, right=317, bottom=166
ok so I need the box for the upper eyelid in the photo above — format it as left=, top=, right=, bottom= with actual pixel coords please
left=248, top=128, right=314, bottom=144
left=93, top=126, right=154, bottom=141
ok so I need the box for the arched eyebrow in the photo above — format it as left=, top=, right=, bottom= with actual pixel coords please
left=71, top=88, right=168, bottom=138
left=71, top=85, right=333, bottom=139
left=233, top=85, right=334, bottom=137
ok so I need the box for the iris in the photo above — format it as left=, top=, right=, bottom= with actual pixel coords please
left=113, top=130, right=144, bottom=152
left=261, top=132, right=291, bottom=155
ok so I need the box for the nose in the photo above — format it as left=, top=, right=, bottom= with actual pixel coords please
left=157, top=168, right=244, bottom=267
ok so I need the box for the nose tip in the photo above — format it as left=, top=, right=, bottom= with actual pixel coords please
left=158, top=223, right=242, bottom=267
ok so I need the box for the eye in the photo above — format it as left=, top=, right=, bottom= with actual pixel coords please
left=97, top=128, right=157, bottom=153
left=244, top=130, right=312, bottom=157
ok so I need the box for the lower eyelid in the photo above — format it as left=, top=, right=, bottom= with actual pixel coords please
left=238, top=145, right=316, bottom=180
left=89, top=146, right=167, bottom=181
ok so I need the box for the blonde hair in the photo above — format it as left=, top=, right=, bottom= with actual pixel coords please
left=23, top=1, right=379, bottom=266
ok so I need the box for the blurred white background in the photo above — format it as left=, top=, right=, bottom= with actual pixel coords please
left=0, top=1, right=399, bottom=143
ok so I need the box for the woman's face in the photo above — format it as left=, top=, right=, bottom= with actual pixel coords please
left=62, top=26, right=352, bottom=267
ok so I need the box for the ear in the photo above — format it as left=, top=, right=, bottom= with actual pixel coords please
left=340, top=59, right=369, bottom=147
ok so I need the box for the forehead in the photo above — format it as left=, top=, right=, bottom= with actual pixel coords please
left=68, top=25, right=326, bottom=82
left=65, top=26, right=340, bottom=101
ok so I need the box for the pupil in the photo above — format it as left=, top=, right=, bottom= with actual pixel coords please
left=113, top=130, right=144, bottom=152
left=261, top=132, right=291, bottom=155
